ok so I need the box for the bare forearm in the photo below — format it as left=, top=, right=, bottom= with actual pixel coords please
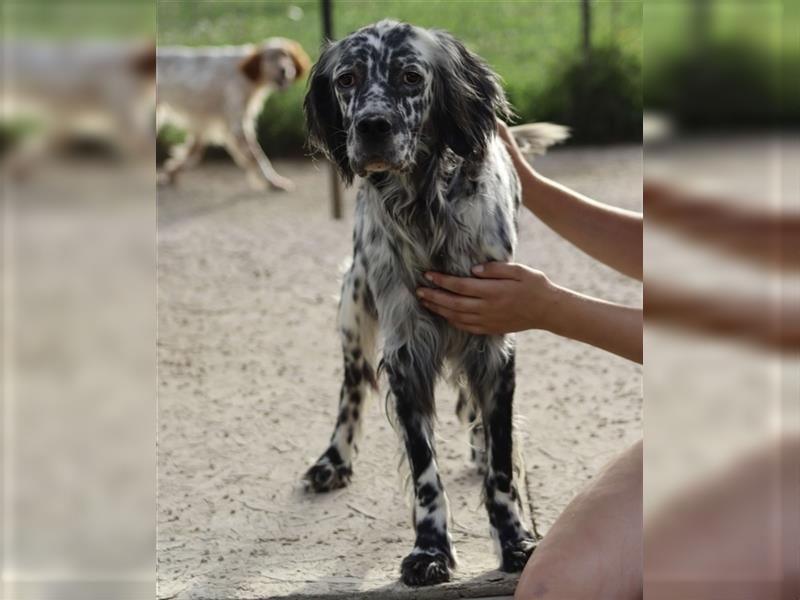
left=543, top=283, right=643, bottom=363
left=645, top=180, right=800, bottom=270
left=421, top=263, right=643, bottom=363
left=517, top=160, right=643, bottom=281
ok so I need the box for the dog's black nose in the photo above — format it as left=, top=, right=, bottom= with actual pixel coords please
left=356, top=116, right=392, bottom=141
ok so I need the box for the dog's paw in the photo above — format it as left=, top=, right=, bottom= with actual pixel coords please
left=268, top=176, right=295, bottom=192
left=400, top=550, right=452, bottom=586
left=303, top=460, right=352, bottom=493
left=500, top=536, right=538, bottom=572
left=157, top=170, right=177, bottom=186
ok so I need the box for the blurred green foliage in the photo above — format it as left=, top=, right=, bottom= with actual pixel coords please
left=531, top=45, right=642, bottom=143
left=5, top=0, right=156, bottom=39
left=157, top=0, right=643, bottom=154
left=644, top=0, right=795, bottom=128
left=0, top=119, right=39, bottom=157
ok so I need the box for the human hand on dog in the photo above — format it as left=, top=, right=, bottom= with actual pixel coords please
left=417, top=262, right=556, bottom=335
left=496, top=119, right=526, bottom=168
left=419, top=263, right=642, bottom=362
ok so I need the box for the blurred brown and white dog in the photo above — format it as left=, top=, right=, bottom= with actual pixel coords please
left=1, top=39, right=156, bottom=168
left=156, top=38, right=311, bottom=191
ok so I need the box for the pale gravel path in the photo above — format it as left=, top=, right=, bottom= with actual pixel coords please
left=157, top=146, right=642, bottom=599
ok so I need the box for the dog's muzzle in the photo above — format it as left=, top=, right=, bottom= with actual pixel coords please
left=356, top=115, right=392, bottom=143
left=353, top=113, right=402, bottom=174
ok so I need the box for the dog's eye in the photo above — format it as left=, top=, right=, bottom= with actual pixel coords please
left=403, top=71, right=422, bottom=85
left=336, top=73, right=355, bottom=88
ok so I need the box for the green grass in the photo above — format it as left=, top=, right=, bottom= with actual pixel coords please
left=157, top=0, right=643, bottom=152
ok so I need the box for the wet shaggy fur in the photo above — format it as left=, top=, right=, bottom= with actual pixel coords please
left=302, top=20, right=562, bottom=587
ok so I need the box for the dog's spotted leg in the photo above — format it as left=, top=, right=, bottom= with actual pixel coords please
left=467, top=342, right=537, bottom=572
left=385, top=345, right=455, bottom=586
left=483, top=348, right=537, bottom=572
left=304, top=261, right=378, bottom=493
left=455, top=387, right=486, bottom=473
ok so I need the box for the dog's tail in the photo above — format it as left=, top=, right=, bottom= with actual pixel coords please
left=510, top=122, right=570, bottom=156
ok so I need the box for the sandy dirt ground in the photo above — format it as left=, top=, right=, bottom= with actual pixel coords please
left=157, top=146, right=643, bottom=599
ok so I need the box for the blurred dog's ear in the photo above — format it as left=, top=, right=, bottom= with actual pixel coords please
left=285, top=40, right=311, bottom=80
left=430, top=31, right=511, bottom=162
left=239, top=47, right=262, bottom=82
left=303, top=42, right=353, bottom=184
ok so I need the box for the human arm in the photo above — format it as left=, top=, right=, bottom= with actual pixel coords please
left=499, top=121, right=642, bottom=281
left=644, top=179, right=799, bottom=271
left=419, top=263, right=642, bottom=364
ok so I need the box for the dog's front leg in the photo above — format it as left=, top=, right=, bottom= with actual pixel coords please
left=384, top=344, right=455, bottom=586
left=235, top=117, right=294, bottom=192
left=304, top=262, right=378, bottom=492
left=468, top=341, right=537, bottom=572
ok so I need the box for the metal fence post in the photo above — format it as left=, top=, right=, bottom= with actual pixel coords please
left=321, top=0, right=343, bottom=220
left=581, top=0, right=591, bottom=63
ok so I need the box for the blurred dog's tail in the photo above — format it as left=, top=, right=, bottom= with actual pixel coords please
left=510, top=122, right=570, bottom=155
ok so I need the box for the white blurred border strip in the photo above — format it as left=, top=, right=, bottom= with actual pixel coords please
left=2, top=133, right=18, bottom=600
left=4, top=571, right=153, bottom=600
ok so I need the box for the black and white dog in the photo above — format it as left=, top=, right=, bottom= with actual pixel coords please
left=303, top=20, right=565, bottom=586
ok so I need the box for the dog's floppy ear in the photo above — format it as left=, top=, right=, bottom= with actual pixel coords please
left=285, top=40, right=311, bottom=80
left=239, top=47, right=262, bottom=82
left=303, top=41, right=354, bottom=184
left=430, top=31, right=511, bottom=161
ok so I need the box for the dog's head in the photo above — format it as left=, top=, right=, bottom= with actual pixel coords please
left=240, top=37, right=311, bottom=89
left=304, top=20, right=510, bottom=184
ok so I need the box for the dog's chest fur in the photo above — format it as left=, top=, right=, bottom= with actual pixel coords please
left=354, top=137, right=520, bottom=334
